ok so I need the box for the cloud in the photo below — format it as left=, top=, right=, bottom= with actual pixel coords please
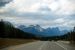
left=54, top=0, right=75, bottom=15
left=0, top=0, right=12, bottom=7
left=0, top=0, right=75, bottom=30
left=1, top=0, right=75, bottom=15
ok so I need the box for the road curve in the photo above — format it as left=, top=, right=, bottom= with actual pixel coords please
left=1, top=41, right=75, bottom=50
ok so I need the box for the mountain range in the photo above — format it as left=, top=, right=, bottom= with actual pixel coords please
left=18, top=25, right=69, bottom=37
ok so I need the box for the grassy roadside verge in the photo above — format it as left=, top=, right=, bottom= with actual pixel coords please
left=0, top=38, right=35, bottom=49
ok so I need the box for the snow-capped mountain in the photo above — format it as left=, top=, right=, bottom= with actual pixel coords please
left=18, top=25, right=69, bottom=37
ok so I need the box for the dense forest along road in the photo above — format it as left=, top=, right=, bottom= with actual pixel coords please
left=2, top=41, right=75, bottom=50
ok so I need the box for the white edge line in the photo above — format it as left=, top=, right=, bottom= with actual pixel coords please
left=55, top=42, right=67, bottom=50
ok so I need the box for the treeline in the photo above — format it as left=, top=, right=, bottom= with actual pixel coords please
left=0, top=19, right=36, bottom=39
left=35, top=27, right=75, bottom=41
left=51, top=27, right=75, bottom=42
left=66, top=27, right=75, bottom=42
left=61, top=27, right=75, bottom=42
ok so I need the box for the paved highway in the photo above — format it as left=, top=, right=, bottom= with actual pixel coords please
left=1, top=41, right=75, bottom=50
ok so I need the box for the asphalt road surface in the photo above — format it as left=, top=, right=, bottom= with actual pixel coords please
left=1, top=41, right=75, bottom=50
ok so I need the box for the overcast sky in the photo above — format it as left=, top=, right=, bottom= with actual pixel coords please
left=0, top=0, right=75, bottom=30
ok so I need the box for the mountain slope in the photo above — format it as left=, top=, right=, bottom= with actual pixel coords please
left=18, top=25, right=69, bottom=37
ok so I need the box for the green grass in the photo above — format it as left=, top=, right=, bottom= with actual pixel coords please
left=0, top=38, right=35, bottom=49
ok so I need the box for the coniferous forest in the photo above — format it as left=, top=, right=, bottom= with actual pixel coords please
left=0, top=19, right=36, bottom=39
